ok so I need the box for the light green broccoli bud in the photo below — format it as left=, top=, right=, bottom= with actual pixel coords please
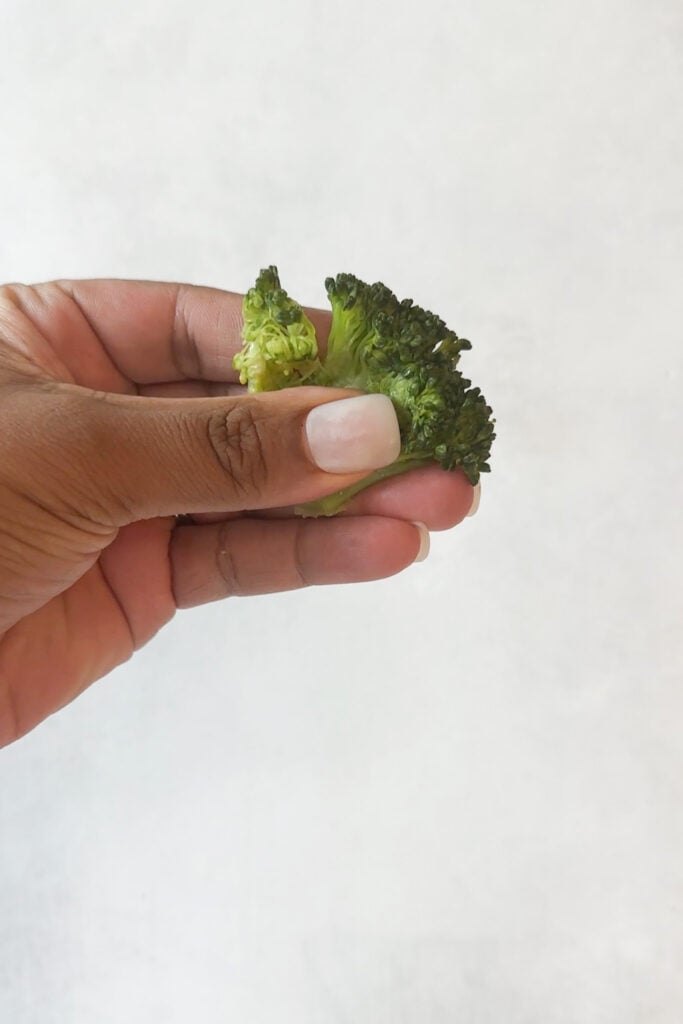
left=233, top=266, right=321, bottom=392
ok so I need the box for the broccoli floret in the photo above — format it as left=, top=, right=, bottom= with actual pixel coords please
left=233, top=266, right=320, bottom=392
left=234, top=266, right=495, bottom=516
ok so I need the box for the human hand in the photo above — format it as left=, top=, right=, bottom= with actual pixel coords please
left=0, top=279, right=479, bottom=746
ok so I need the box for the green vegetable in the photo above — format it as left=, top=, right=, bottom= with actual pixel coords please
left=234, top=266, right=495, bottom=516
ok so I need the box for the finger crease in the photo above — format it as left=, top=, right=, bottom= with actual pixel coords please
left=292, top=522, right=308, bottom=587
left=97, top=564, right=138, bottom=651
left=171, top=284, right=204, bottom=380
left=215, top=523, right=240, bottom=596
left=57, top=283, right=103, bottom=349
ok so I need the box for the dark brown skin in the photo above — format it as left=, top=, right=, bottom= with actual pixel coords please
left=0, top=279, right=476, bottom=747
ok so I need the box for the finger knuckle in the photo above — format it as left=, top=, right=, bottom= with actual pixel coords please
left=207, top=401, right=269, bottom=502
left=215, top=522, right=251, bottom=597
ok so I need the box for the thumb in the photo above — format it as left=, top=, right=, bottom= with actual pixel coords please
left=46, top=385, right=402, bottom=524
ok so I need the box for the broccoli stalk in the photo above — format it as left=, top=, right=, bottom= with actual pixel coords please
left=233, top=266, right=495, bottom=517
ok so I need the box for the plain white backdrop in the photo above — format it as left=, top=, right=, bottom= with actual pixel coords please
left=1, top=0, right=682, bottom=1020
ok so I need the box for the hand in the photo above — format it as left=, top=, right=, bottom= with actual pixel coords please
left=0, top=279, right=478, bottom=746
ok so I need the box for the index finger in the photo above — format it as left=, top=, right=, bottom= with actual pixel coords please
left=55, top=278, right=331, bottom=385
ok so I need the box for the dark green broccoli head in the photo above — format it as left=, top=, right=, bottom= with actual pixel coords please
left=321, top=273, right=493, bottom=482
left=235, top=267, right=495, bottom=515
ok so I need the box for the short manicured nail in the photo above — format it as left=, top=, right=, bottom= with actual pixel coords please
left=305, top=394, right=401, bottom=473
left=412, top=521, right=430, bottom=562
left=467, top=482, right=481, bottom=517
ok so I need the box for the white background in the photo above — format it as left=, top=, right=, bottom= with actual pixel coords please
left=1, top=1, right=682, bottom=1020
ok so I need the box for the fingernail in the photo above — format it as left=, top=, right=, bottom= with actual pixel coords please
left=412, top=521, right=430, bottom=562
left=305, top=394, right=401, bottom=473
left=467, top=481, right=481, bottom=517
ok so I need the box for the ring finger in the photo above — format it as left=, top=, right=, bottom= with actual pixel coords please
left=169, top=516, right=427, bottom=608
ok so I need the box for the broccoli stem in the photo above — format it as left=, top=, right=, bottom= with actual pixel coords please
left=294, top=456, right=435, bottom=518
